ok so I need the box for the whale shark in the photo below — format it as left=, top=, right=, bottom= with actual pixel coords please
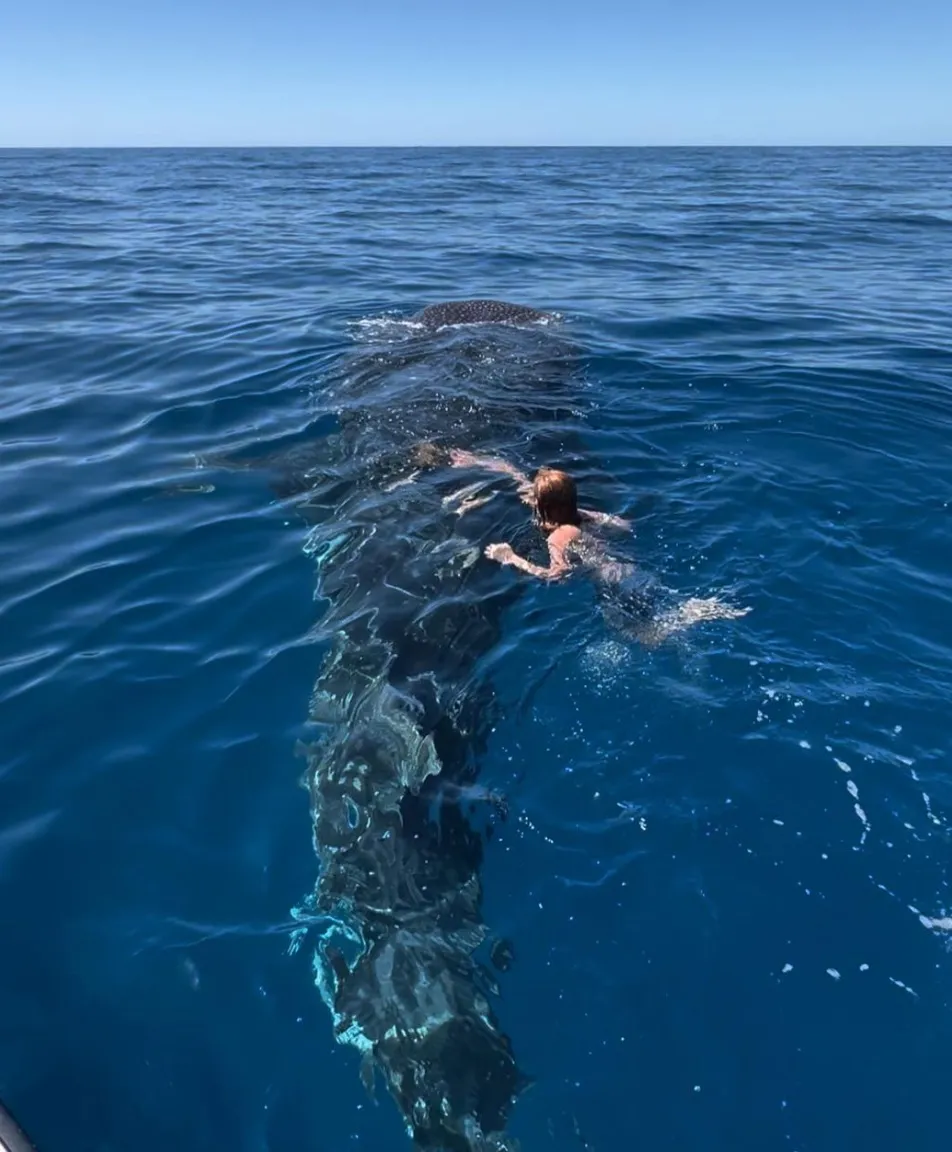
left=237, top=304, right=588, bottom=1151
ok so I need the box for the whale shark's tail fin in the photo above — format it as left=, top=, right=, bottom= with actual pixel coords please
left=320, top=921, right=529, bottom=1152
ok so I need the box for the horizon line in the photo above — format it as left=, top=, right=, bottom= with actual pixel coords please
left=2, top=142, right=951, bottom=151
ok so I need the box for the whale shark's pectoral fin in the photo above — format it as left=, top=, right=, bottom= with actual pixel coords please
left=308, top=615, right=396, bottom=725
left=489, top=937, right=515, bottom=973
left=198, top=437, right=346, bottom=508
left=359, top=1053, right=379, bottom=1103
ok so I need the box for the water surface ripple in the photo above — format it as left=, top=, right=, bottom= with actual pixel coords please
left=2, top=148, right=952, bottom=1152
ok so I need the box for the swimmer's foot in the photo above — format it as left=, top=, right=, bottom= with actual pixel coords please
left=677, top=597, right=751, bottom=625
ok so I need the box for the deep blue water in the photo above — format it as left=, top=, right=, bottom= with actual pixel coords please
left=2, top=148, right=952, bottom=1152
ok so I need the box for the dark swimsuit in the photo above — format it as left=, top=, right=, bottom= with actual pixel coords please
left=556, top=528, right=659, bottom=626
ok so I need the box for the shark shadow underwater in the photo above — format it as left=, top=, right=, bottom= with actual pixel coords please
left=226, top=301, right=592, bottom=1151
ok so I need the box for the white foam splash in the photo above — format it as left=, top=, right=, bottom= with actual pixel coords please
left=580, top=637, right=633, bottom=692
left=921, top=792, right=941, bottom=826
left=888, top=977, right=918, bottom=998
left=918, top=914, right=952, bottom=932
left=518, top=812, right=555, bottom=847
left=845, top=779, right=870, bottom=844
left=352, top=315, right=426, bottom=341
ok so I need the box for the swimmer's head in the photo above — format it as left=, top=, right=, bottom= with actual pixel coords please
left=533, top=468, right=581, bottom=530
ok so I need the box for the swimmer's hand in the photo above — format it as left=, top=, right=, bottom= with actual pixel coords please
left=485, top=540, right=571, bottom=580
left=485, top=542, right=515, bottom=565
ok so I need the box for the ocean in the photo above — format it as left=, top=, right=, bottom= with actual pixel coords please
left=1, top=147, right=951, bottom=1152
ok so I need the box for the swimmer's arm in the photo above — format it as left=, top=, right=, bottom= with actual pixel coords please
left=580, top=508, right=631, bottom=531
left=485, top=531, right=573, bottom=581
left=449, top=449, right=530, bottom=488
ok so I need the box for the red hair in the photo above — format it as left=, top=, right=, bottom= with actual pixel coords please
left=533, top=468, right=580, bottom=530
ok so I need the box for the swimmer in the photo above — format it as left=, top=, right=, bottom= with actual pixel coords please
left=449, top=451, right=629, bottom=580
left=449, top=449, right=750, bottom=639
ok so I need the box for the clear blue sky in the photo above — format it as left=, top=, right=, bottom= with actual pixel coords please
left=2, top=0, right=950, bottom=146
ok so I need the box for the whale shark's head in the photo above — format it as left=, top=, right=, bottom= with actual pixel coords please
left=411, top=299, right=555, bottom=332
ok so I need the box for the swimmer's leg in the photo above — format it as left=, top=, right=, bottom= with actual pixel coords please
left=648, top=596, right=751, bottom=642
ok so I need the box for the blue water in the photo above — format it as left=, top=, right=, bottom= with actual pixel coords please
left=2, top=148, right=952, bottom=1152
